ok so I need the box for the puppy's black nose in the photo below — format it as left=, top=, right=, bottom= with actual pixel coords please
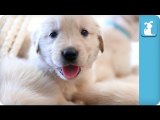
left=62, top=47, right=78, bottom=61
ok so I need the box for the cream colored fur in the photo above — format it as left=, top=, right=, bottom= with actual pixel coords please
left=28, top=15, right=138, bottom=104
left=0, top=57, right=74, bottom=105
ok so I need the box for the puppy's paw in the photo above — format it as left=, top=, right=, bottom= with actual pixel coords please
left=74, top=100, right=85, bottom=105
left=66, top=101, right=84, bottom=105
left=67, top=102, right=78, bottom=105
left=72, top=93, right=85, bottom=105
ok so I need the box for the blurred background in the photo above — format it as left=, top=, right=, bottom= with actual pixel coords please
left=93, top=15, right=139, bottom=67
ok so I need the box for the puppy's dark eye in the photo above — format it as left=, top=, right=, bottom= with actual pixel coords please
left=50, top=31, right=58, bottom=38
left=81, top=29, right=89, bottom=37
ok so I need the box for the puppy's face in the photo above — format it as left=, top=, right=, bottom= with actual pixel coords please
left=32, top=15, right=103, bottom=80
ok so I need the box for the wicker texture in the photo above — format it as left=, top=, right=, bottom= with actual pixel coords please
left=0, top=15, right=31, bottom=57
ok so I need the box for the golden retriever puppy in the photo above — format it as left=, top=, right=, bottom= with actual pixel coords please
left=28, top=15, right=138, bottom=104
left=28, top=15, right=102, bottom=101
left=0, top=57, right=74, bottom=105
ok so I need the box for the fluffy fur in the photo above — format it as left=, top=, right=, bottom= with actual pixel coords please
left=28, top=15, right=138, bottom=104
left=0, top=57, right=74, bottom=105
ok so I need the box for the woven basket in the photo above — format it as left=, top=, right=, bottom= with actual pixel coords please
left=0, top=15, right=31, bottom=57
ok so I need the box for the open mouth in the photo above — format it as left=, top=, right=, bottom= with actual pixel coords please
left=58, top=65, right=81, bottom=80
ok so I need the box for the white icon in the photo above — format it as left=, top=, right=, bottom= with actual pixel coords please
left=144, top=21, right=155, bottom=36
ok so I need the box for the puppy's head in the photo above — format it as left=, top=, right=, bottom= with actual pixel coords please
left=32, top=15, right=104, bottom=80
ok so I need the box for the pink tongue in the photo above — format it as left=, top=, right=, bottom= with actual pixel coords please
left=62, top=65, right=80, bottom=79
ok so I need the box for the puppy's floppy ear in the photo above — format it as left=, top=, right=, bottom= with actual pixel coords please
left=98, top=35, right=104, bottom=53
left=35, top=39, right=40, bottom=54
left=94, top=19, right=104, bottom=53
left=31, top=31, right=40, bottom=54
